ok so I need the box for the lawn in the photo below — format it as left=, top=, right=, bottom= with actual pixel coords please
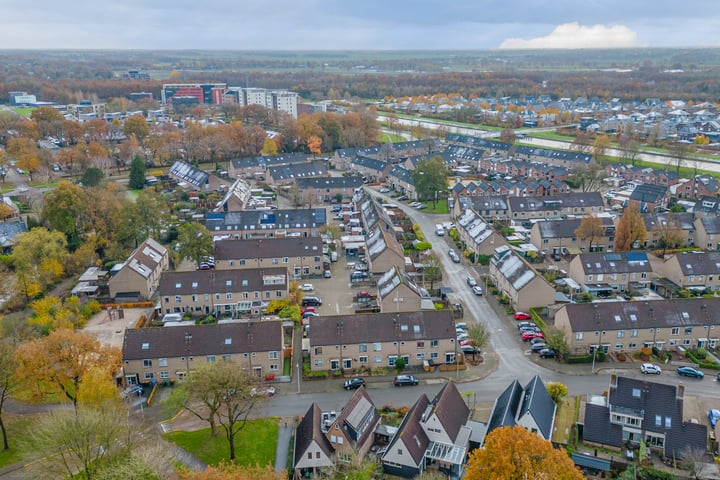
left=11, top=107, right=34, bottom=117
left=422, top=201, right=449, bottom=214
left=377, top=132, right=406, bottom=143
left=0, top=415, right=37, bottom=468
left=163, top=417, right=279, bottom=467
left=551, top=396, right=579, bottom=445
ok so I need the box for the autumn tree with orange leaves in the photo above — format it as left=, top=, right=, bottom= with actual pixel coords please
left=306, top=135, right=322, bottom=159
left=466, top=425, right=583, bottom=480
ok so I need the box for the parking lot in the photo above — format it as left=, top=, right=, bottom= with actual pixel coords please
left=301, top=247, right=369, bottom=316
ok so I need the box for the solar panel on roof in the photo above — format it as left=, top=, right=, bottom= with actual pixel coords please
left=604, top=253, right=622, bottom=261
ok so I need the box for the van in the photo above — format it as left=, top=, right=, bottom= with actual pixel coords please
left=301, top=296, right=322, bottom=307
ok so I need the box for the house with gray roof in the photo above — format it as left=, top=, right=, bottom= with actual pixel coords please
left=453, top=195, right=510, bottom=220
left=693, top=195, right=720, bottom=218
left=204, top=208, right=327, bottom=240
left=642, top=212, right=695, bottom=249
left=445, top=134, right=513, bottom=157
left=629, top=183, right=669, bottom=212
left=293, top=403, right=335, bottom=479
left=350, top=155, right=390, bottom=182
left=169, top=161, right=209, bottom=190
left=479, top=375, right=556, bottom=446
left=108, top=238, right=169, bottom=301
left=0, top=219, right=27, bottom=253
left=456, top=209, right=503, bottom=258
left=268, top=160, right=327, bottom=185
left=376, top=265, right=434, bottom=312
left=529, top=216, right=616, bottom=255
left=387, top=165, right=416, bottom=198
left=583, top=375, right=706, bottom=459
left=508, top=192, right=604, bottom=222
left=214, top=237, right=324, bottom=279
left=654, top=251, right=720, bottom=293
left=228, top=152, right=306, bottom=179
left=366, top=227, right=406, bottom=276
left=568, top=251, right=652, bottom=296
left=693, top=216, right=720, bottom=251
left=296, top=175, right=363, bottom=205
left=513, top=145, right=593, bottom=167
left=489, top=246, right=555, bottom=311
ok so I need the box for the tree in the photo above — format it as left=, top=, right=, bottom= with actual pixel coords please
left=6, top=137, right=40, bottom=181
left=412, top=156, right=447, bottom=207
left=128, top=156, right=146, bottom=190
left=499, top=128, right=516, bottom=143
left=574, top=214, right=604, bottom=252
left=592, top=134, right=611, bottom=164
left=14, top=329, right=121, bottom=411
left=615, top=203, right=647, bottom=251
left=123, top=115, right=149, bottom=141
left=573, top=162, right=603, bottom=192
left=466, top=323, right=490, bottom=353
left=546, top=382, right=569, bottom=403
left=422, top=254, right=442, bottom=290
left=178, top=463, right=287, bottom=480
left=41, top=180, right=86, bottom=250
left=619, top=122, right=641, bottom=166
left=654, top=216, right=684, bottom=256
left=543, top=326, right=570, bottom=360
left=116, top=189, right=168, bottom=248
left=11, top=227, right=69, bottom=303
left=81, top=166, right=105, bottom=187
left=679, top=446, right=710, bottom=480
left=261, top=137, right=278, bottom=155
left=669, top=142, right=694, bottom=174
left=165, top=361, right=259, bottom=461
left=465, top=425, right=584, bottom=480
left=306, top=134, right=322, bottom=158
left=177, top=222, right=214, bottom=268
left=0, top=343, right=17, bottom=451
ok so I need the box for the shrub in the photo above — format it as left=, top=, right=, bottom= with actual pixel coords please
left=695, top=348, right=708, bottom=360
left=476, top=254, right=492, bottom=266
left=566, top=354, right=593, bottom=364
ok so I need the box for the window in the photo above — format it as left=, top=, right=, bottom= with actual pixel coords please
left=430, top=352, right=439, bottom=359
left=270, top=364, right=278, bottom=371
left=685, top=327, right=693, bottom=334
left=143, top=360, right=152, bottom=368
left=222, top=354, right=231, bottom=362
left=191, top=295, right=197, bottom=302
left=669, top=339, right=678, bottom=346
left=655, top=415, right=661, bottom=426
left=269, top=351, right=278, bottom=359
left=416, top=341, right=425, bottom=348
left=160, top=371, right=169, bottom=379
left=239, top=259, right=246, bottom=266
left=359, top=356, right=368, bottom=364
left=314, top=347, right=322, bottom=355
left=314, top=359, right=323, bottom=366
left=665, top=417, right=671, bottom=428
left=683, top=339, right=691, bottom=345
left=307, top=453, right=312, bottom=460
left=207, top=355, right=216, bottom=363
left=388, top=356, right=397, bottom=366
left=629, top=342, right=637, bottom=349
left=671, top=327, right=679, bottom=335
left=144, top=373, right=154, bottom=380
left=272, top=258, right=278, bottom=265
left=158, top=358, right=168, bottom=367
left=175, top=295, right=181, bottom=303
left=226, top=293, right=232, bottom=299
left=617, top=330, right=625, bottom=338
left=416, top=353, right=425, bottom=360
left=430, top=340, right=439, bottom=348
left=373, top=355, right=382, bottom=363
left=631, top=329, right=638, bottom=337
left=373, top=343, right=382, bottom=351
left=282, top=257, right=289, bottom=264
left=359, top=344, right=367, bottom=353
left=575, top=332, right=584, bottom=341
left=215, top=294, right=220, bottom=300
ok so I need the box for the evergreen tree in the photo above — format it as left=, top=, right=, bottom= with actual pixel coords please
left=128, top=156, right=146, bottom=190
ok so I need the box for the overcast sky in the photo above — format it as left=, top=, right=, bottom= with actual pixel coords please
left=2, top=0, right=719, bottom=50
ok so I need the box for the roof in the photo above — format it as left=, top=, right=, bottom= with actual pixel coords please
left=352, top=155, right=388, bottom=172
left=383, top=394, right=431, bottom=467
left=491, top=249, right=537, bottom=291
left=629, top=183, right=668, bottom=203
left=559, top=297, right=720, bottom=332
left=310, top=310, right=454, bottom=346
left=388, top=165, right=414, bottom=185
left=535, top=217, right=614, bottom=239
left=467, top=195, right=509, bottom=212
left=445, top=134, right=513, bottom=152
left=429, top=382, right=470, bottom=443
left=296, top=176, right=364, bottom=190
left=158, top=267, right=286, bottom=296
left=334, top=387, right=380, bottom=449
left=119, top=238, right=167, bottom=279
left=457, top=209, right=493, bottom=245
left=673, top=251, right=720, bottom=275
left=699, top=216, right=720, bottom=235
left=205, top=208, right=327, bottom=232
left=508, top=192, right=603, bottom=213
left=514, top=145, right=593, bottom=164
left=643, top=212, right=694, bottom=232
left=214, top=237, right=323, bottom=260
left=122, top=321, right=282, bottom=360
left=269, top=160, right=327, bottom=181
left=518, top=375, right=556, bottom=439
left=169, top=161, right=209, bottom=188
left=0, top=219, right=27, bottom=247
left=231, top=153, right=306, bottom=170
left=487, top=380, right=523, bottom=433
left=376, top=264, right=428, bottom=301
left=575, top=251, right=650, bottom=275
left=295, top=403, right=335, bottom=465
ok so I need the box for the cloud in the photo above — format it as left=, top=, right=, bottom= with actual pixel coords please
left=499, top=22, right=640, bottom=49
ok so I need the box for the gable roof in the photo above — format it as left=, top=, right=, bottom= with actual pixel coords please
left=535, top=217, right=614, bottom=239
left=295, top=403, right=335, bottom=464
left=699, top=216, right=720, bottom=235
left=518, top=375, right=556, bottom=439
left=487, top=380, right=523, bottom=433
left=630, top=183, right=668, bottom=203
left=429, top=382, right=470, bottom=443
left=119, top=238, right=167, bottom=279
left=383, top=394, right=431, bottom=466
left=672, top=251, right=720, bottom=275
left=491, top=249, right=538, bottom=292
left=269, top=160, right=327, bottom=181
left=214, top=237, right=323, bottom=260
left=508, top=192, right=603, bottom=213
left=575, top=251, right=650, bottom=275
left=231, top=152, right=307, bottom=170
left=170, top=161, right=209, bottom=188
left=333, top=387, right=380, bottom=449
left=0, top=219, right=27, bottom=248
left=643, top=212, right=694, bottom=232
left=158, top=267, right=286, bottom=296
left=205, top=208, right=327, bottom=232
left=296, top=176, right=364, bottom=190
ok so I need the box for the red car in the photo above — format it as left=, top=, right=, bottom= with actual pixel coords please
left=514, top=312, right=531, bottom=320
left=522, top=331, right=545, bottom=341
left=301, top=307, right=316, bottom=315
left=459, top=339, right=476, bottom=347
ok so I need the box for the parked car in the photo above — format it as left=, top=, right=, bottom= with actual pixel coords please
left=522, top=331, right=545, bottom=341
left=519, top=326, right=541, bottom=334
left=455, top=322, right=468, bottom=331
left=531, top=342, right=548, bottom=352
left=331, top=205, right=342, bottom=212
left=397, top=195, right=409, bottom=201
left=471, top=286, right=483, bottom=296
left=539, top=348, right=557, bottom=359
left=461, top=345, right=479, bottom=355
left=301, top=306, right=316, bottom=314
left=394, top=375, right=419, bottom=387
left=324, top=270, right=332, bottom=278
left=409, top=202, right=421, bottom=207
left=435, top=225, right=445, bottom=236
left=121, top=385, right=143, bottom=400
left=380, top=188, right=390, bottom=193
left=530, top=337, right=546, bottom=345
left=416, top=204, right=428, bottom=210
left=677, top=366, right=704, bottom=378
left=298, top=283, right=314, bottom=291
left=301, top=296, right=322, bottom=307
left=517, top=321, right=536, bottom=330
left=251, top=386, right=276, bottom=397
left=466, top=277, right=477, bottom=287
left=514, top=312, right=531, bottom=320
left=343, top=378, right=366, bottom=390
left=457, top=333, right=469, bottom=341
left=302, top=311, right=319, bottom=319
left=459, top=339, right=476, bottom=347
left=197, top=263, right=212, bottom=270
left=640, top=363, right=662, bottom=375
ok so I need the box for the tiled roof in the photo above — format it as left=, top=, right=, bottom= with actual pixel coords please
left=205, top=209, right=327, bottom=232
left=158, top=267, right=286, bottom=296
left=269, top=160, right=327, bottom=181
left=430, top=382, right=470, bottom=443
left=214, top=237, right=323, bottom=260
left=296, top=176, right=363, bottom=189
left=383, top=394, right=430, bottom=466
left=674, top=251, right=720, bottom=275
left=576, top=251, right=650, bottom=275
left=295, top=403, right=335, bottom=464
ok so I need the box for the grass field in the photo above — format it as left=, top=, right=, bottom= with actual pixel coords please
left=163, top=417, right=279, bottom=467
left=0, top=415, right=37, bottom=468
left=378, top=132, right=406, bottom=143
left=551, top=396, right=579, bottom=445
left=11, top=107, right=34, bottom=117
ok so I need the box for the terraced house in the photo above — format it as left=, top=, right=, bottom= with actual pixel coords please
left=568, top=251, right=652, bottom=296
left=214, top=237, right=324, bottom=279
left=489, top=246, right=555, bottom=311
left=158, top=267, right=287, bottom=317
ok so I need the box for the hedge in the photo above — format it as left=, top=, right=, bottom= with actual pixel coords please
left=566, top=354, right=594, bottom=364
left=686, top=350, right=720, bottom=370
left=528, top=307, right=547, bottom=330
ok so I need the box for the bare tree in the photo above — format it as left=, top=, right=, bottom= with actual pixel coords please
left=679, top=446, right=711, bottom=480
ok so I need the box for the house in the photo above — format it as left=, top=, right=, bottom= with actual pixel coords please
left=554, top=298, right=720, bottom=353
left=445, top=134, right=513, bottom=157
left=455, top=209, right=503, bottom=258
left=628, top=183, right=669, bottom=212
left=121, top=320, right=284, bottom=385
left=293, top=403, right=335, bottom=479
left=307, top=310, right=456, bottom=372
left=0, top=218, right=27, bottom=253
left=507, top=192, right=604, bottom=224
left=654, top=251, right=720, bottom=293
left=489, top=246, right=556, bottom=311
left=692, top=195, right=720, bottom=218
left=583, top=375, right=707, bottom=459
left=268, top=160, right=327, bottom=185
left=356, top=192, right=395, bottom=233
left=454, top=195, right=510, bottom=221
left=108, top=238, right=169, bottom=301
left=169, top=161, right=209, bottom=190
left=158, top=267, right=287, bottom=318
left=676, top=174, right=719, bottom=200
left=376, top=265, right=435, bottom=313
left=479, top=375, right=556, bottom=445
left=214, top=237, right=324, bottom=279
left=568, top=251, right=652, bottom=296
left=387, top=165, right=416, bottom=198
left=204, top=208, right=327, bottom=240
left=322, top=387, right=381, bottom=465
left=513, top=145, right=593, bottom=168
left=529, top=217, right=616, bottom=255
left=350, top=155, right=391, bottom=183
left=642, top=212, right=695, bottom=249
left=296, top=176, right=364, bottom=205
left=381, top=382, right=471, bottom=478
left=228, top=153, right=307, bottom=180
left=366, top=227, right=406, bottom=276
left=71, top=266, right=108, bottom=298
left=693, top=216, right=720, bottom=251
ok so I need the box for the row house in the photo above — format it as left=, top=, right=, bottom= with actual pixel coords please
left=606, top=163, right=680, bottom=186
left=296, top=176, right=364, bottom=205
left=554, top=297, right=720, bottom=354
left=204, top=208, right=327, bottom=240
left=654, top=251, right=720, bottom=292
left=529, top=216, right=616, bottom=255
left=158, top=267, right=287, bottom=317
left=512, top=145, right=593, bottom=168
left=453, top=195, right=510, bottom=221
left=121, top=321, right=284, bottom=385
left=387, top=165, right=416, bottom=198
left=477, top=155, right=510, bottom=174
left=675, top=174, right=720, bottom=200
left=376, top=265, right=435, bottom=312
left=366, top=228, right=407, bottom=277
left=568, top=251, right=652, bottom=296
left=214, top=237, right=324, bottom=279
left=268, top=160, right=328, bottom=186
left=455, top=209, right=504, bottom=258
left=508, top=192, right=605, bottom=223
left=642, top=212, right=695, bottom=249
left=108, top=238, right=169, bottom=301
left=694, top=216, right=720, bottom=251
left=356, top=192, right=395, bottom=232
left=692, top=196, right=720, bottom=218
left=628, top=184, right=669, bottom=213
left=445, top=134, right=513, bottom=157
left=350, top=155, right=391, bottom=183
left=307, top=310, right=456, bottom=372
left=228, top=153, right=307, bottom=180
left=489, top=246, right=556, bottom=311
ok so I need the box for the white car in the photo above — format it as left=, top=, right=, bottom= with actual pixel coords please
left=251, top=386, right=276, bottom=397
left=640, top=363, right=662, bottom=375
left=380, top=188, right=390, bottom=193
left=298, top=284, right=314, bottom=292
left=472, top=286, right=483, bottom=296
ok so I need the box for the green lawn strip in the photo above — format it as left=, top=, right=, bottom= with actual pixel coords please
left=551, top=396, right=578, bottom=445
left=422, top=202, right=449, bottom=214
left=377, top=132, right=406, bottom=143
left=163, top=417, right=279, bottom=467
left=0, top=415, right=37, bottom=467
left=283, top=357, right=291, bottom=376
left=526, top=131, right=576, bottom=141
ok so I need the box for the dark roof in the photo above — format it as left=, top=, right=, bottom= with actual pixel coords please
left=352, top=155, right=388, bottom=172
left=699, top=216, right=720, bottom=235
left=508, top=192, right=603, bottom=213
left=334, top=387, right=380, bottom=449
left=643, top=212, right=694, bottom=232
left=388, top=165, right=414, bottom=185
left=694, top=196, right=720, bottom=215
left=444, top=145, right=484, bottom=161
left=214, top=237, right=323, bottom=260
left=514, top=145, right=593, bottom=164
left=122, top=321, right=282, bottom=360
left=571, top=453, right=612, bottom=471
left=430, top=382, right=470, bottom=442
left=575, top=251, right=650, bottom=274
left=629, top=183, right=668, bottom=203
left=445, top=134, right=513, bottom=152
left=269, top=160, right=327, bottom=181
left=296, top=176, right=364, bottom=190
left=310, top=311, right=454, bottom=346
left=205, top=208, right=327, bottom=232
left=535, top=217, right=614, bottom=239
left=518, top=375, right=556, bottom=439
left=467, top=195, right=509, bottom=211
left=0, top=219, right=27, bottom=247
left=158, top=268, right=286, bottom=296
left=674, top=251, right=720, bottom=275
left=169, top=161, right=209, bottom=188
left=231, top=153, right=306, bottom=170
left=487, top=380, right=523, bottom=433
left=295, top=403, right=335, bottom=465
left=383, top=394, right=430, bottom=466
left=560, top=297, right=720, bottom=332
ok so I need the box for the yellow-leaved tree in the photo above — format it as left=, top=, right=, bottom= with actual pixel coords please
left=11, top=227, right=68, bottom=304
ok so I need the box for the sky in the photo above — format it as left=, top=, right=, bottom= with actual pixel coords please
left=2, top=0, right=719, bottom=50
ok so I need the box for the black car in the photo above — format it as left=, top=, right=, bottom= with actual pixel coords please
left=397, top=195, right=408, bottom=201
left=393, top=375, right=419, bottom=386
left=343, top=378, right=366, bottom=390
left=539, top=348, right=557, bottom=359
left=531, top=342, right=548, bottom=352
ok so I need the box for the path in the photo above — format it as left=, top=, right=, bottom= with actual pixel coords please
left=274, top=419, right=293, bottom=474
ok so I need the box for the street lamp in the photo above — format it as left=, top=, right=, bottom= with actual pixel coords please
left=184, top=331, right=192, bottom=377
left=591, top=307, right=602, bottom=374
left=296, top=363, right=300, bottom=394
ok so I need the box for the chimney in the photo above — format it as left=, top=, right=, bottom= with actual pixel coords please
left=676, top=384, right=685, bottom=402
